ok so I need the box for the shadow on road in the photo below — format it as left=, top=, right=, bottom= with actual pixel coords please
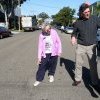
left=60, top=57, right=100, bottom=98
left=82, top=67, right=100, bottom=98
left=60, top=57, right=75, bottom=81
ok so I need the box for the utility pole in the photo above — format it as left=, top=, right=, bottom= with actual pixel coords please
left=18, top=0, right=21, bottom=31
left=12, top=0, right=16, bottom=29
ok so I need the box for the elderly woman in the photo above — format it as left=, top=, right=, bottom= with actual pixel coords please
left=34, top=24, right=62, bottom=86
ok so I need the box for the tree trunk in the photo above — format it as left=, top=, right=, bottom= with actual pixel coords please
left=4, top=11, right=9, bottom=29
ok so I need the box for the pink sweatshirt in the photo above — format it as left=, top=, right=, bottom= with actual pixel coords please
left=38, top=29, right=62, bottom=59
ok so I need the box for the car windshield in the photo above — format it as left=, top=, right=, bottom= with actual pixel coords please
left=0, top=27, right=7, bottom=31
left=65, top=27, right=73, bottom=29
left=68, top=27, right=73, bottom=29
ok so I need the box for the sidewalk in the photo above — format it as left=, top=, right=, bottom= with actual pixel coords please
left=11, top=30, right=23, bottom=34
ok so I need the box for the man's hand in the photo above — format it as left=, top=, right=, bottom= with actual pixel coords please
left=71, top=37, right=77, bottom=45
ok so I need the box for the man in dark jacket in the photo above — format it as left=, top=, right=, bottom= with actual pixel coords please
left=71, top=3, right=100, bottom=86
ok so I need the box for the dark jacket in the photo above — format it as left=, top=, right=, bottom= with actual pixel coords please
left=72, top=15, right=100, bottom=46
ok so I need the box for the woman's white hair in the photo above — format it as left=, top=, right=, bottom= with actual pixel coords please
left=41, top=23, right=51, bottom=31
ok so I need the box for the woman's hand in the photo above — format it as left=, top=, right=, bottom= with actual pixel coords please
left=37, top=58, right=41, bottom=65
left=58, top=53, right=61, bottom=57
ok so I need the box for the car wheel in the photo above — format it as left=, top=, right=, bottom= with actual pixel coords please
left=0, top=35, right=3, bottom=39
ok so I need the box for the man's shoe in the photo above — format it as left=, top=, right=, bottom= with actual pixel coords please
left=92, top=84, right=100, bottom=94
left=72, top=81, right=81, bottom=86
left=33, top=81, right=41, bottom=86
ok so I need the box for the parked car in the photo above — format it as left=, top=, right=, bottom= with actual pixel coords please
left=97, top=29, right=100, bottom=41
left=55, top=25, right=61, bottom=30
left=64, top=27, right=73, bottom=34
left=0, top=26, right=12, bottom=39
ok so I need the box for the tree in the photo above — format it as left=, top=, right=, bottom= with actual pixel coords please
left=38, top=19, right=43, bottom=25
left=37, top=12, right=49, bottom=21
left=52, top=7, right=75, bottom=26
left=96, top=4, right=100, bottom=16
left=0, top=0, right=27, bottom=28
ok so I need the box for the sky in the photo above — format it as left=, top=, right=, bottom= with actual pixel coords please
left=21, top=0, right=99, bottom=17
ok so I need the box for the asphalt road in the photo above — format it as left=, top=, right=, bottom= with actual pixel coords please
left=0, top=30, right=100, bottom=100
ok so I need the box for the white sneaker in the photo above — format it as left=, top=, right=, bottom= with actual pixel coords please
left=49, top=75, right=54, bottom=82
left=33, top=81, right=40, bottom=86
